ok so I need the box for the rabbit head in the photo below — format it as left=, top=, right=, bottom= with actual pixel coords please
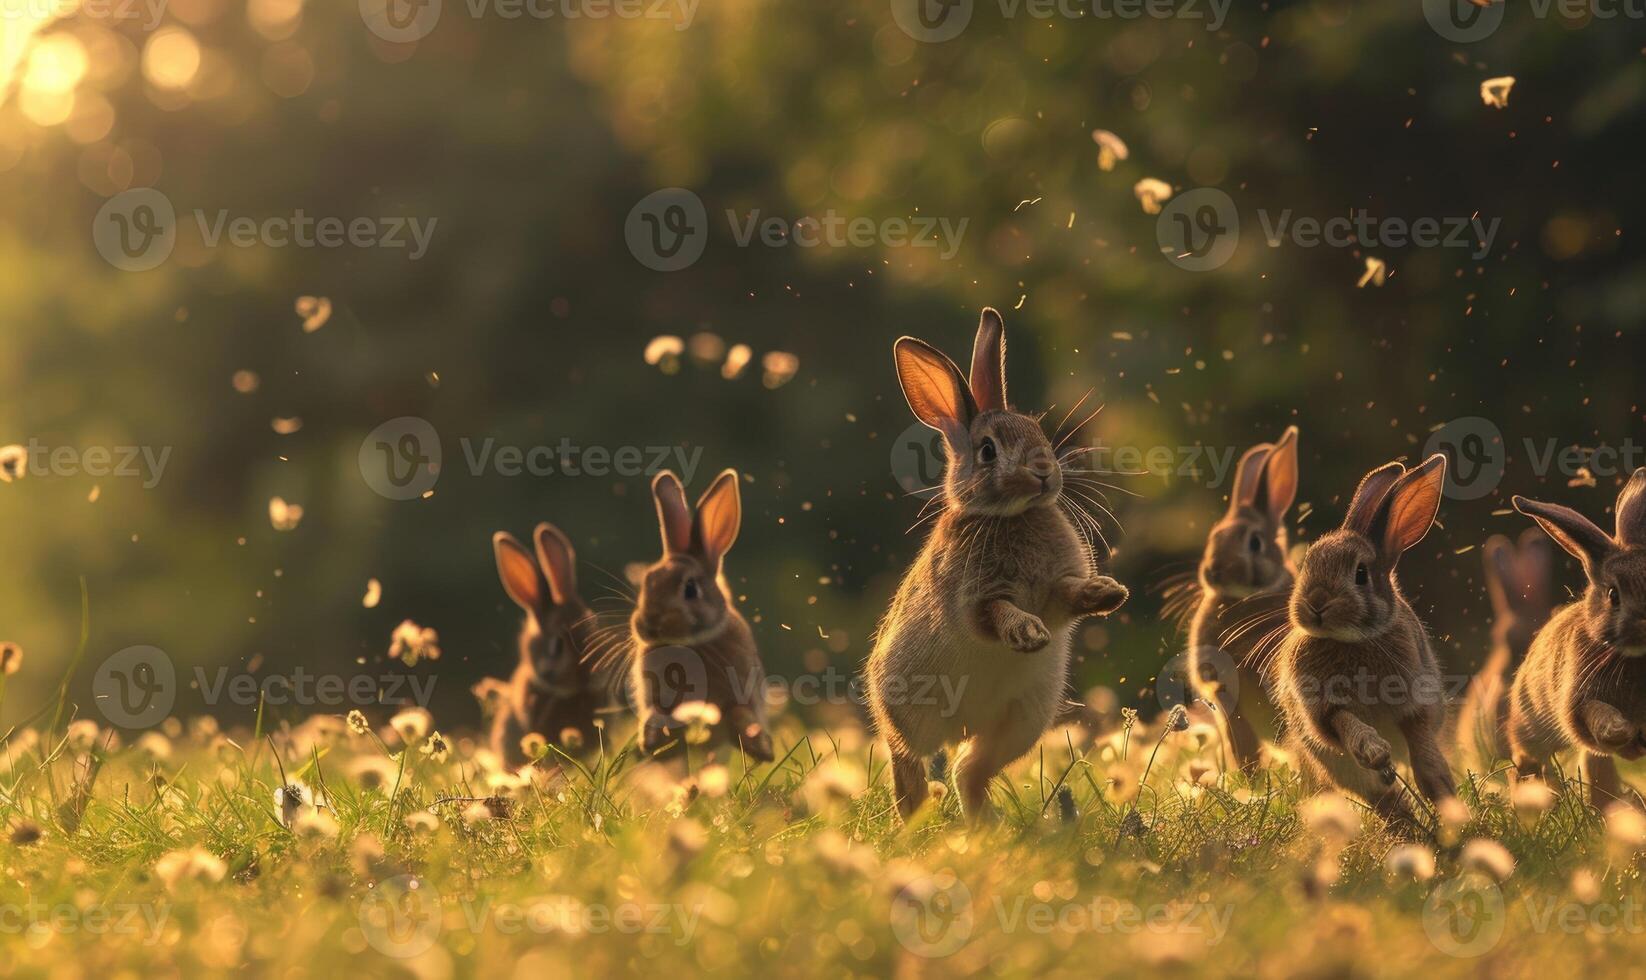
left=494, top=523, right=588, bottom=693
left=1290, top=454, right=1447, bottom=642
left=1513, top=467, right=1646, bottom=657
left=895, top=308, right=1062, bottom=517
left=631, top=469, right=742, bottom=648
left=1482, top=527, right=1555, bottom=659
left=1200, top=426, right=1299, bottom=598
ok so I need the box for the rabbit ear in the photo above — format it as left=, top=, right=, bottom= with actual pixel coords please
left=1513, top=494, right=1614, bottom=583
left=652, top=471, right=693, bottom=556
left=895, top=337, right=976, bottom=454
left=1482, top=534, right=1514, bottom=617
left=1515, top=527, right=1554, bottom=608
left=1255, top=426, right=1300, bottom=524
left=1228, top=443, right=1273, bottom=515
left=694, top=468, right=742, bottom=570
left=969, top=307, right=1007, bottom=413
left=533, top=522, right=578, bottom=607
left=494, top=532, right=544, bottom=613
left=1375, top=454, right=1447, bottom=559
left=1343, top=461, right=1406, bottom=535
left=1614, top=467, right=1646, bottom=547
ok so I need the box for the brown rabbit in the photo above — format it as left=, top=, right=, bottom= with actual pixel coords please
left=628, top=468, right=774, bottom=762
left=1185, top=426, right=1300, bottom=772
left=1454, top=528, right=1554, bottom=775
left=1272, top=455, right=1457, bottom=826
left=866, top=308, right=1129, bottom=821
left=484, top=524, right=603, bottom=769
left=1506, top=468, right=1646, bottom=807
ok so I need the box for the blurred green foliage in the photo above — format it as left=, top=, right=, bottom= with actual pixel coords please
left=0, top=0, right=1643, bottom=729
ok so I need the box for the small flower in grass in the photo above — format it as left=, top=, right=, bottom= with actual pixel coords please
left=1437, top=796, right=1471, bottom=845
left=520, top=732, right=547, bottom=760
left=274, top=780, right=320, bottom=828
left=346, top=710, right=370, bottom=736
left=814, top=828, right=878, bottom=877
left=1384, top=844, right=1436, bottom=883
left=1301, top=792, right=1359, bottom=840
left=0, top=642, right=22, bottom=675
left=694, top=764, right=730, bottom=798
left=0, top=444, right=26, bottom=482
left=154, top=847, right=228, bottom=888
left=390, top=707, right=432, bottom=746
left=672, top=701, right=721, bottom=746
left=1571, top=868, right=1602, bottom=903
left=404, top=810, right=440, bottom=835
left=1605, top=803, right=1646, bottom=855
left=294, top=807, right=340, bottom=840
left=136, top=731, right=173, bottom=761
left=66, top=719, right=102, bottom=752
left=801, top=761, right=868, bottom=814
left=1511, top=778, right=1555, bottom=827
left=1460, top=838, right=1515, bottom=883
left=669, top=818, right=708, bottom=860
left=389, top=620, right=441, bottom=667
left=1164, top=704, right=1189, bottom=732
left=558, top=727, right=585, bottom=751
left=420, top=731, right=451, bottom=764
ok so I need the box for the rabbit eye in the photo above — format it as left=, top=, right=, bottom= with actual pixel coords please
left=1355, top=564, right=1369, bottom=586
left=683, top=578, right=700, bottom=601
left=976, top=437, right=997, bottom=465
left=1247, top=532, right=1263, bottom=554
left=1610, top=586, right=1621, bottom=609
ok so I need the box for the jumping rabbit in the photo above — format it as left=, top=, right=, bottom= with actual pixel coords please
left=1455, top=528, right=1553, bottom=775
left=628, top=468, right=774, bottom=762
left=483, top=524, right=603, bottom=768
left=1186, top=426, right=1300, bottom=772
left=1506, top=468, right=1646, bottom=807
left=1272, top=454, right=1457, bottom=826
left=866, top=308, right=1130, bottom=821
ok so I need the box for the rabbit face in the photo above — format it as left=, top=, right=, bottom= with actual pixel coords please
left=522, top=603, right=589, bottom=693
left=948, top=411, right=1062, bottom=516
left=493, top=524, right=588, bottom=693
left=1289, top=530, right=1394, bottom=642
left=1591, top=550, right=1646, bottom=657
left=630, top=554, right=729, bottom=647
left=1202, top=508, right=1290, bottom=598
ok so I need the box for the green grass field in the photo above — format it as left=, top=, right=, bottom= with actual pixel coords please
left=5, top=692, right=1646, bottom=978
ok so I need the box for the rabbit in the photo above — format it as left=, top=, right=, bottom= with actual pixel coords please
left=1505, top=467, right=1646, bottom=808
left=866, top=307, right=1130, bottom=821
left=628, top=468, right=775, bottom=762
left=1271, top=454, right=1457, bottom=827
left=1185, top=426, right=1300, bottom=772
left=484, top=524, right=603, bottom=769
left=1454, top=528, right=1554, bottom=776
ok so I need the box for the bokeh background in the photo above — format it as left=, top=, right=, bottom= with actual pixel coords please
left=0, top=0, right=1643, bottom=733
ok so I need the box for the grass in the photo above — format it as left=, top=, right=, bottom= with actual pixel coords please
left=3, top=697, right=1646, bottom=977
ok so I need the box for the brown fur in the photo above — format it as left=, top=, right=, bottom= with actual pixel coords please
left=628, top=469, right=774, bottom=762
left=479, top=525, right=603, bottom=769
left=867, top=308, right=1128, bottom=821
left=1186, top=427, right=1299, bottom=771
left=1506, top=468, right=1646, bottom=807
left=1455, top=529, right=1553, bottom=775
left=1272, top=455, right=1457, bottom=828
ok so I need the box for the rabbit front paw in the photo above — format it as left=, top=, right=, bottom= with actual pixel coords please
left=1068, top=575, right=1129, bottom=616
left=1002, top=613, right=1051, bottom=653
left=1349, top=731, right=1392, bottom=773
left=1585, top=701, right=1636, bottom=753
